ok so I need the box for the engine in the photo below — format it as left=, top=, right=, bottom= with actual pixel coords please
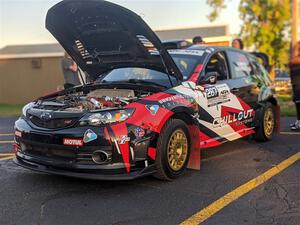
left=34, top=88, right=148, bottom=112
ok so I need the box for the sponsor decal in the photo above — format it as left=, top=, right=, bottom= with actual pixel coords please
left=212, top=109, right=254, bottom=128
left=63, top=138, right=83, bottom=146
left=119, top=135, right=130, bottom=144
left=15, top=131, right=22, bottom=138
left=134, top=127, right=145, bottom=138
left=168, top=49, right=205, bottom=56
left=205, top=84, right=231, bottom=107
left=158, top=95, right=185, bottom=104
left=83, top=129, right=97, bottom=143
left=146, top=104, right=159, bottom=115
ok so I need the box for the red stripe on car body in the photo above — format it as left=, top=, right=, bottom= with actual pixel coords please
left=188, top=64, right=203, bottom=83
left=147, top=147, right=156, bottom=160
left=110, top=123, right=131, bottom=173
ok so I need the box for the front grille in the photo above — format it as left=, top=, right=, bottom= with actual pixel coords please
left=28, top=115, right=77, bottom=129
left=19, top=142, right=113, bottom=165
left=21, top=143, right=76, bottom=161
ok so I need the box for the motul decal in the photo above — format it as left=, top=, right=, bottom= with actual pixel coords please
left=63, top=138, right=83, bottom=146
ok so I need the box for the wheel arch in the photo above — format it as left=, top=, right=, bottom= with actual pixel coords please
left=266, top=96, right=280, bottom=132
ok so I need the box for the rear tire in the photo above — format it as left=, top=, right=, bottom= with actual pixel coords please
left=254, top=103, right=275, bottom=142
left=154, top=119, right=190, bottom=181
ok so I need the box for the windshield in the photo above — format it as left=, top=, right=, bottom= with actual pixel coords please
left=97, top=67, right=178, bottom=88
left=170, top=54, right=201, bottom=80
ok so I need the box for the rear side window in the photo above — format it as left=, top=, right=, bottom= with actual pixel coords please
left=248, top=55, right=263, bottom=76
left=248, top=56, right=272, bottom=85
left=227, top=51, right=252, bottom=79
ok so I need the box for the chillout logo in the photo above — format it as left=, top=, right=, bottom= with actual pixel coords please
left=213, top=109, right=254, bottom=128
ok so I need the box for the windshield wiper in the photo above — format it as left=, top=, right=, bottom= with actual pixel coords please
left=101, top=79, right=168, bottom=88
left=127, top=79, right=168, bottom=88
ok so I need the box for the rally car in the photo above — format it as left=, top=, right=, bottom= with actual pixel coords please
left=13, top=0, right=279, bottom=180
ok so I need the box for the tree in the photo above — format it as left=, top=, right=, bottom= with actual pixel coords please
left=207, top=0, right=291, bottom=68
left=206, top=0, right=226, bottom=22
left=239, top=0, right=290, bottom=68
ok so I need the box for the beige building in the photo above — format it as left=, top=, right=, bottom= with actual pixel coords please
left=0, top=25, right=230, bottom=104
left=0, top=44, right=64, bottom=104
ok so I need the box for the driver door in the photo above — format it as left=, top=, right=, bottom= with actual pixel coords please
left=195, top=51, right=254, bottom=147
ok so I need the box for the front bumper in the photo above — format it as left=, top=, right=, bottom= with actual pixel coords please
left=14, top=118, right=156, bottom=180
left=14, top=155, right=156, bottom=180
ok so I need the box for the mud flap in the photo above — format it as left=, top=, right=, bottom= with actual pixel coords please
left=187, top=125, right=201, bottom=170
left=273, top=104, right=281, bottom=133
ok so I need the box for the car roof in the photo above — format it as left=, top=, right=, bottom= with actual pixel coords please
left=188, top=44, right=248, bottom=53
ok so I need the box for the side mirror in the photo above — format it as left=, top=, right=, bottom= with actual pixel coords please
left=203, top=72, right=218, bottom=85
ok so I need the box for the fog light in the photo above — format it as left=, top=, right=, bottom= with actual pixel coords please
left=92, top=151, right=109, bottom=164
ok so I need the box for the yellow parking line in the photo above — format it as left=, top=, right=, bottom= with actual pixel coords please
left=0, top=153, right=15, bottom=157
left=0, top=156, right=14, bottom=161
left=280, top=131, right=300, bottom=135
left=180, top=151, right=300, bottom=225
left=0, top=140, right=14, bottom=144
left=0, top=133, right=14, bottom=137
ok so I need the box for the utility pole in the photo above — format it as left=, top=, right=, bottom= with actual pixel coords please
left=292, top=0, right=298, bottom=57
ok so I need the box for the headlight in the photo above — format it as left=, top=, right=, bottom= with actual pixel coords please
left=79, top=108, right=135, bottom=126
left=22, top=102, right=35, bottom=117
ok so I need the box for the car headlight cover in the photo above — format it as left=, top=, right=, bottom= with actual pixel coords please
left=80, top=108, right=134, bottom=126
left=22, top=102, right=35, bottom=117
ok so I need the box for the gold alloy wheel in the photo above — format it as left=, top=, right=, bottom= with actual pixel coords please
left=264, top=108, right=275, bottom=137
left=167, top=129, right=188, bottom=171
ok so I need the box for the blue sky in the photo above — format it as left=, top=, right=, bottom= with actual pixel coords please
left=0, top=0, right=241, bottom=48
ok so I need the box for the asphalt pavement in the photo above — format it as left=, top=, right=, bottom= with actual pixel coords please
left=0, top=117, right=300, bottom=225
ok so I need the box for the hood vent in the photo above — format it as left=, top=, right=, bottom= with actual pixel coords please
left=136, top=35, right=159, bottom=55
left=75, top=40, right=92, bottom=60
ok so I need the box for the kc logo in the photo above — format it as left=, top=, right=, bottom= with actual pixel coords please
left=119, top=135, right=130, bottom=144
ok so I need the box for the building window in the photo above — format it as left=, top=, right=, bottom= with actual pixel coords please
left=31, top=59, right=42, bottom=69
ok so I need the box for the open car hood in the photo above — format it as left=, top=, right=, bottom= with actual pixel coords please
left=46, top=0, right=182, bottom=81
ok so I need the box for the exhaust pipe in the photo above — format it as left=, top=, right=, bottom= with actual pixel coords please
left=92, top=150, right=110, bottom=164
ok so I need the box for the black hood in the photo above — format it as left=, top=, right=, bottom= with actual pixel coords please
left=46, top=0, right=182, bottom=81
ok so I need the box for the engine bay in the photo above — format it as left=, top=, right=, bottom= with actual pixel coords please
left=34, top=88, right=150, bottom=112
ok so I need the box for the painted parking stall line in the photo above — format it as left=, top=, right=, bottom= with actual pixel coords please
left=180, top=151, right=300, bottom=225
left=0, top=153, right=15, bottom=161
left=0, top=133, right=14, bottom=137
left=0, top=156, right=14, bottom=161
left=280, top=131, right=300, bottom=135
left=0, top=140, right=14, bottom=144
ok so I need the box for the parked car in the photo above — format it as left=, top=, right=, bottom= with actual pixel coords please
left=162, top=39, right=192, bottom=50
left=274, top=69, right=292, bottom=95
left=14, top=0, right=279, bottom=180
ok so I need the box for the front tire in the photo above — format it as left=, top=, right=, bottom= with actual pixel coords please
left=154, top=119, right=190, bottom=181
left=254, top=103, right=275, bottom=142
